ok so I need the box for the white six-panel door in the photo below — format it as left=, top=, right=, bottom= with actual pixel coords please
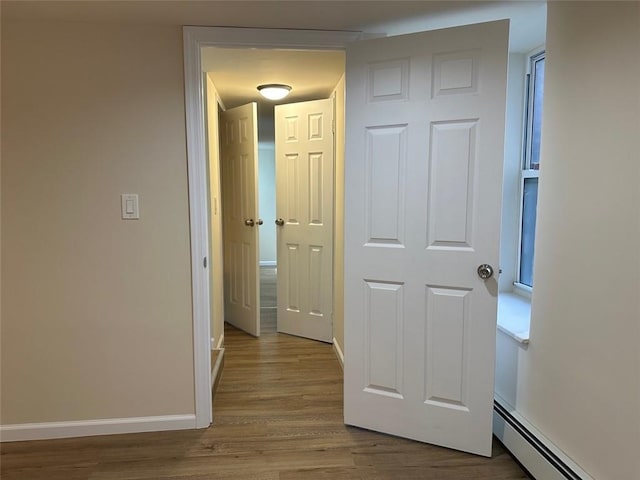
left=344, top=21, right=509, bottom=456
left=220, top=102, right=260, bottom=337
left=275, top=98, right=334, bottom=343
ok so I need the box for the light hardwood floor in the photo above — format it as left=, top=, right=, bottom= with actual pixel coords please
left=260, top=265, right=277, bottom=334
left=1, top=321, right=530, bottom=479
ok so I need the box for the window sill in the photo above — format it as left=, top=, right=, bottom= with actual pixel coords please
left=513, top=282, right=532, bottom=299
left=497, top=292, right=531, bottom=344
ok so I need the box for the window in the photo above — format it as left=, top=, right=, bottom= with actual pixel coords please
left=518, top=51, right=545, bottom=288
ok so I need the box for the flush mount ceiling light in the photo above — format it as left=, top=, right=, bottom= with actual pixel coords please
left=257, top=84, right=292, bottom=101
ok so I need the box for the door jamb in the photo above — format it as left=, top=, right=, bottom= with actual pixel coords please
left=183, top=26, right=362, bottom=428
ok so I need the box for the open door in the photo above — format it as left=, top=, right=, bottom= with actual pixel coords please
left=274, top=98, right=334, bottom=343
left=220, top=102, right=260, bottom=337
left=344, top=21, right=509, bottom=456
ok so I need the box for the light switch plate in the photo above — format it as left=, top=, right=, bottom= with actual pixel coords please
left=121, top=194, right=139, bottom=220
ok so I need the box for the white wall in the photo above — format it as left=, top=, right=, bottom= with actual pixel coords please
left=258, top=144, right=277, bottom=265
left=205, top=73, right=225, bottom=349
left=499, top=53, right=526, bottom=292
left=495, top=3, right=640, bottom=479
left=1, top=21, right=195, bottom=424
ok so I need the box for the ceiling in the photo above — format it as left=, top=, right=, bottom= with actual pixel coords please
left=203, top=48, right=345, bottom=111
left=3, top=1, right=546, bottom=116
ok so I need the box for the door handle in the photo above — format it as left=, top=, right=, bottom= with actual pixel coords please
left=256, top=219, right=264, bottom=226
left=244, top=218, right=255, bottom=227
left=275, top=218, right=285, bottom=226
left=477, top=264, right=494, bottom=280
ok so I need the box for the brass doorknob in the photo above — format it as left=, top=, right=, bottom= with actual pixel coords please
left=256, top=219, right=264, bottom=226
left=275, top=218, right=285, bottom=226
left=244, top=218, right=255, bottom=227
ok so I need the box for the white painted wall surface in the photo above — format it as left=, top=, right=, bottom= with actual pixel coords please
left=205, top=74, right=225, bottom=348
left=499, top=53, right=526, bottom=292
left=258, top=144, right=276, bottom=265
left=495, top=3, right=640, bottom=479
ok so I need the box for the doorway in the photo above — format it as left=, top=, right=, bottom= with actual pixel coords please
left=185, top=24, right=522, bottom=456
left=204, top=47, right=346, bottom=344
left=257, top=142, right=277, bottom=334
left=185, top=26, right=359, bottom=428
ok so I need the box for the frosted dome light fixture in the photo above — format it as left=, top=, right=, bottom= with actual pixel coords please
left=257, top=84, right=292, bottom=101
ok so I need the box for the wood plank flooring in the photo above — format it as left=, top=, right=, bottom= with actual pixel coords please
left=1, top=321, right=530, bottom=479
left=260, top=265, right=277, bottom=334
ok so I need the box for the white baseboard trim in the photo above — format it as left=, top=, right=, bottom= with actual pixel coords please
left=332, top=337, right=344, bottom=369
left=0, top=414, right=197, bottom=442
left=493, top=396, right=593, bottom=480
left=260, top=261, right=276, bottom=267
left=215, top=334, right=224, bottom=350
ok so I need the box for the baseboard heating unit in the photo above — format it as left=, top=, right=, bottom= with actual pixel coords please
left=493, top=398, right=594, bottom=480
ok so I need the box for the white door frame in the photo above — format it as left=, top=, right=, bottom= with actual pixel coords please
left=183, top=26, right=361, bottom=428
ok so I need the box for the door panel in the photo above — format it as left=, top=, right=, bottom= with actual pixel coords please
left=344, top=21, right=509, bottom=456
left=275, top=98, right=334, bottom=343
left=220, top=102, right=260, bottom=337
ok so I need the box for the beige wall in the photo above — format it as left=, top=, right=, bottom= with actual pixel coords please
left=496, top=3, right=640, bottom=479
left=206, top=73, right=224, bottom=349
left=332, top=74, right=345, bottom=358
left=1, top=21, right=195, bottom=424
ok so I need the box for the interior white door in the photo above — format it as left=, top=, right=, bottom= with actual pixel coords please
left=275, top=98, right=334, bottom=343
left=344, top=20, right=509, bottom=456
left=220, top=102, right=260, bottom=337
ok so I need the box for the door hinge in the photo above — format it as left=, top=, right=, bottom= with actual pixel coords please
left=203, top=256, right=207, bottom=268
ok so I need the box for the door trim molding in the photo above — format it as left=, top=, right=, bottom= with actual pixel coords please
left=183, top=26, right=362, bottom=429
left=332, top=337, right=345, bottom=369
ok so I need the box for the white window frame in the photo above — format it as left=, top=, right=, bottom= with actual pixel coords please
left=515, top=47, right=545, bottom=293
